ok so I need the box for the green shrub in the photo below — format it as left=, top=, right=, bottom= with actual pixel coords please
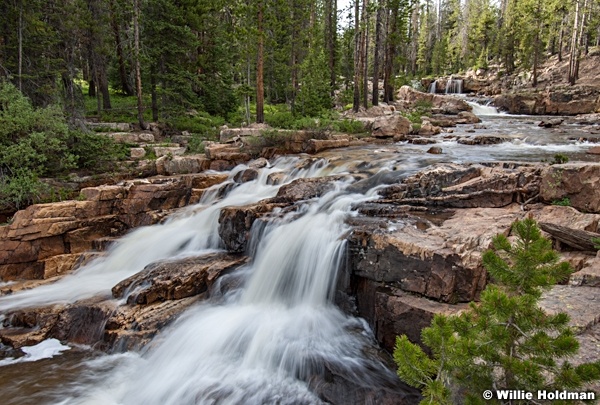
left=551, top=197, right=571, bottom=206
left=394, top=218, right=600, bottom=404
left=593, top=237, right=600, bottom=250
left=552, top=153, right=569, bottom=164
left=331, top=119, right=365, bottom=134
left=0, top=81, right=127, bottom=210
left=0, top=168, right=49, bottom=210
left=68, top=131, right=128, bottom=170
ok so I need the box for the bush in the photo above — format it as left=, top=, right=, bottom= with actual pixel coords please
left=68, top=131, right=128, bottom=170
left=552, top=153, right=569, bottom=164
left=552, top=197, right=571, bottom=207
left=0, top=81, right=126, bottom=210
left=394, top=218, right=600, bottom=404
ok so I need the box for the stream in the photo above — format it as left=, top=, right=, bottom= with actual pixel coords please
left=0, top=107, right=598, bottom=404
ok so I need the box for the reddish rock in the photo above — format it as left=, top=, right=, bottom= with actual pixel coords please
left=396, top=86, right=472, bottom=114
left=355, top=282, right=467, bottom=351
left=112, top=254, right=247, bottom=305
left=588, top=146, right=600, bottom=155
left=219, top=202, right=286, bottom=252
left=0, top=174, right=229, bottom=280
left=540, top=163, right=600, bottom=213
left=371, top=115, right=412, bottom=138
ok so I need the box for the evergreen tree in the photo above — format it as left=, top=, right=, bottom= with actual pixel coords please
left=394, top=218, right=600, bottom=404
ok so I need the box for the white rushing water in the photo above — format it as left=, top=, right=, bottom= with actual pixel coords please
left=58, top=180, right=395, bottom=405
left=0, top=157, right=337, bottom=312
left=467, top=100, right=500, bottom=116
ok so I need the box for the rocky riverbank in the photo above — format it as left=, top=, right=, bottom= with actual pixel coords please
left=1, top=159, right=599, bottom=369
left=423, top=49, right=600, bottom=116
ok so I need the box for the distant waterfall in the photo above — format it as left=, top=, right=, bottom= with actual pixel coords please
left=445, top=78, right=463, bottom=94
left=428, top=81, right=437, bottom=94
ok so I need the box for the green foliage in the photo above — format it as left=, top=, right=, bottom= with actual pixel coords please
left=403, top=100, right=433, bottom=124
left=552, top=153, right=570, bottom=164
left=552, top=197, right=571, bottom=207
left=296, top=47, right=332, bottom=117
left=0, top=81, right=125, bottom=210
left=593, top=237, right=600, bottom=251
left=394, top=218, right=600, bottom=404
left=0, top=169, right=49, bottom=210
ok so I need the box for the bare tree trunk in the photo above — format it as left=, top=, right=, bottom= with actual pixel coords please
left=17, top=3, right=22, bottom=92
left=325, top=0, right=337, bottom=97
left=256, top=1, right=264, bottom=123
left=353, top=0, right=361, bottom=112
left=383, top=4, right=398, bottom=103
left=150, top=70, right=158, bottom=122
left=372, top=0, right=383, bottom=106
left=133, top=0, right=146, bottom=129
left=362, top=0, right=369, bottom=109
left=568, top=0, right=581, bottom=85
left=558, top=14, right=565, bottom=61
left=109, top=0, right=133, bottom=96
left=532, top=0, right=541, bottom=87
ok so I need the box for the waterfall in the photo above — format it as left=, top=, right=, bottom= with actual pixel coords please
left=445, top=78, right=463, bottom=94
left=65, top=183, right=397, bottom=405
left=467, top=100, right=500, bottom=116
left=0, top=157, right=335, bottom=312
left=428, top=81, right=437, bottom=94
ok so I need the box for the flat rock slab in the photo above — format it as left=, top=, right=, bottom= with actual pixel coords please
left=541, top=285, right=600, bottom=333
left=112, top=253, right=247, bottom=305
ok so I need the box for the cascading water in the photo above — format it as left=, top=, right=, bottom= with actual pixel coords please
left=58, top=181, right=401, bottom=405
left=428, top=81, right=437, bottom=94
left=445, top=78, right=463, bottom=94
left=0, top=157, right=336, bottom=312
left=467, top=100, right=500, bottom=116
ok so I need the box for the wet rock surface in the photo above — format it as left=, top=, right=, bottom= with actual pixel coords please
left=112, top=253, right=247, bottom=305
left=0, top=173, right=228, bottom=281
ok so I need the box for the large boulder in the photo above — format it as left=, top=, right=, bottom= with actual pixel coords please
left=218, top=201, right=287, bottom=253
left=371, top=115, right=412, bottom=138
left=540, top=163, right=600, bottom=213
left=347, top=218, right=488, bottom=303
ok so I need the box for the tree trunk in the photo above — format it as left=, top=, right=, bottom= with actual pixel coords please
left=151, top=70, right=158, bottom=122
left=362, top=0, right=369, bottom=109
left=109, top=0, right=133, bottom=96
left=133, top=0, right=146, bottom=129
left=353, top=0, right=361, bottom=112
left=539, top=222, right=600, bottom=251
left=372, top=0, right=383, bottom=106
left=558, top=14, right=565, bottom=61
left=256, top=1, right=264, bottom=123
left=532, top=0, right=541, bottom=87
left=383, top=4, right=398, bottom=103
left=17, top=4, right=22, bottom=92
left=568, top=0, right=581, bottom=85
left=325, top=0, right=337, bottom=97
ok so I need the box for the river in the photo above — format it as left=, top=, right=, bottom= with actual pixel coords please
left=0, top=107, right=598, bottom=404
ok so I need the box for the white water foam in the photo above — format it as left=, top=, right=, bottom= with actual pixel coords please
left=467, top=100, right=500, bottom=116
left=0, top=157, right=334, bottom=312
left=0, top=338, right=70, bottom=367
left=61, top=183, right=394, bottom=405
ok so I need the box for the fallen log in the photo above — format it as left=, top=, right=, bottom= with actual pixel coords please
left=539, top=222, right=600, bottom=251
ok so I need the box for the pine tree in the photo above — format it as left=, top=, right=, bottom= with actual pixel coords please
left=394, top=218, right=600, bottom=404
